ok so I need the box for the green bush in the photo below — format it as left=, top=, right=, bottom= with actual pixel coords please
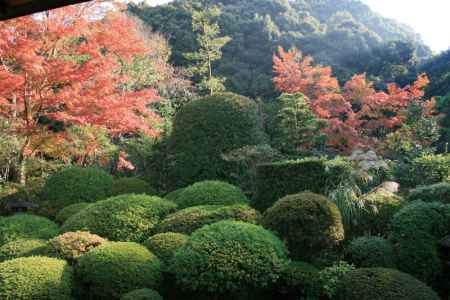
left=170, top=220, right=288, bottom=294
left=61, top=194, right=177, bottom=242
left=173, top=180, right=248, bottom=209
left=0, top=214, right=59, bottom=245
left=399, top=154, right=450, bottom=187
left=55, top=202, right=91, bottom=224
left=408, top=183, right=450, bottom=204
left=336, top=268, right=440, bottom=300
left=120, top=289, right=163, bottom=300
left=346, top=236, right=395, bottom=268
left=76, top=242, right=162, bottom=299
left=110, top=177, right=156, bottom=196
left=155, top=204, right=260, bottom=234
left=46, top=231, right=107, bottom=264
left=164, top=188, right=185, bottom=202
left=0, top=256, right=73, bottom=300
left=0, top=239, right=48, bottom=262
left=261, top=192, right=344, bottom=261
left=254, top=157, right=353, bottom=211
left=278, top=261, right=319, bottom=298
left=167, top=92, right=265, bottom=189
left=144, top=232, right=188, bottom=263
left=318, top=261, right=355, bottom=299
left=41, top=166, right=114, bottom=214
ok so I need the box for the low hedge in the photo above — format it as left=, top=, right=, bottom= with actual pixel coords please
left=144, top=232, right=188, bottom=263
left=346, top=236, right=395, bottom=268
left=0, top=239, right=48, bottom=262
left=76, top=242, right=162, bottom=299
left=164, top=188, right=185, bottom=202
left=61, top=194, right=177, bottom=242
left=0, top=214, right=59, bottom=245
left=278, top=261, right=319, bottom=298
left=399, top=154, right=450, bottom=187
left=155, top=204, right=260, bottom=235
left=55, top=202, right=91, bottom=224
left=110, top=177, right=157, bottom=197
left=120, top=289, right=163, bottom=300
left=408, top=183, right=450, bottom=204
left=254, top=157, right=353, bottom=211
left=0, top=256, right=74, bottom=299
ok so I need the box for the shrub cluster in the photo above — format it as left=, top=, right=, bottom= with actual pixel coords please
left=110, top=177, right=156, bottom=197
left=262, top=192, right=344, bottom=261
left=144, top=232, right=188, bottom=263
left=164, top=188, right=185, bottom=202
left=61, top=194, right=177, bottom=242
left=155, top=204, right=260, bottom=234
left=399, top=154, right=450, bottom=187
left=55, top=202, right=91, bottom=224
left=120, top=289, right=163, bottom=300
left=408, top=182, right=450, bottom=204
left=0, top=238, right=48, bottom=262
left=0, top=214, right=59, bottom=245
left=278, top=261, right=319, bottom=298
left=346, top=236, right=395, bottom=268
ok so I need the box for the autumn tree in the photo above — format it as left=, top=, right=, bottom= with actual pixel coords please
left=0, top=3, right=161, bottom=184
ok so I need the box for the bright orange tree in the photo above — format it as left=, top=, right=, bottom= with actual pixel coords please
left=0, top=3, right=160, bottom=183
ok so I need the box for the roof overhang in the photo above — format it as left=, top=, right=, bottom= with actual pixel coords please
left=0, top=0, right=91, bottom=20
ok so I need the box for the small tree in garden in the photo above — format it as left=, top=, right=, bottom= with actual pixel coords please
left=0, top=3, right=161, bottom=184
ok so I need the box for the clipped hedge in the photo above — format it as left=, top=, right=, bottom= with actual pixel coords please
left=346, top=236, right=395, bottom=268
left=155, top=204, right=260, bottom=235
left=408, top=182, right=450, bottom=204
left=41, top=166, right=114, bottom=214
left=120, top=289, right=163, bottom=300
left=164, top=188, right=185, bottom=202
left=0, top=256, right=74, bottom=300
left=173, top=180, right=248, bottom=209
left=110, top=177, right=156, bottom=197
left=170, top=220, right=288, bottom=294
left=254, top=157, right=353, bottom=211
left=167, top=92, right=265, bottom=189
left=400, top=154, right=450, bottom=187
left=55, top=202, right=91, bottom=224
left=336, top=268, right=440, bottom=300
left=76, top=242, right=162, bottom=299
left=144, top=232, right=188, bottom=263
left=0, top=239, right=48, bottom=262
left=262, top=192, right=344, bottom=261
left=61, top=194, right=177, bottom=243
left=278, top=261, right=319, bottom=298
left=0, top=214, right=59, bottom=245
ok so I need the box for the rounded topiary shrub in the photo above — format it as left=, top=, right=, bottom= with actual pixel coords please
left=61, top=194, right=177, bottom=242
left=55, top=202, right=91, bottom=224
left=0, top=214, right=59, bottom=245
left=155, top=204, right=260, bottom=234
left=0, top=256, right=73, bottom=300
left=76, top=242, right=162, bottom=299
left=144, top=232, right=188, bottom=263
left=408, top=183, right=450, bottom=204
left=111, top=177, right=156, bottom=197
left=41, top=166, right=114, bottom=214
left=278, top=261, right=319, bottom=298
left=168, top=92, right=265, bottom=189
left=164, top=188, right=185, bottom=202
left=174, top=180, right=248, bottom=209
left=261, top=192, right=344, bottom=261
left=346, top=236, right=395, bottom=268
left=46, top=231, right=107, bottom=264
left=336, top=268, right=440, bottom=300
left=120, top=288, right=163, bottom=300
left=0, top=239, right=48, bottom=262
left=170, top=220, right=288, bottom=295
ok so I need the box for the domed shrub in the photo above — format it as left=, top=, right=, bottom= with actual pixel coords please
left=61, top=194, right=177, bottom=242
left=120, top=288, right=163, bottom=300
left=46, top=231, right=107, bottom=264
left=261, top=192, right=344, bottom=261
left=111, top=177, right=156, bottom=197
left=408, top=182, right=450, bottom=204
left=0, top=239, right=48, bottom=262
left=55, top=202, right=91, bottom=224
left=167, top=92, right=265, bottom=189
left=164, top=188, right=185, bottom=202
left=0, top=256, right=73, bottom=299
left=174, top=180, right=248, bottom=209
left=278, top=261, right=319, bottom=298
left=76, top=242, right=162, bottom=299
left=144, top=232, right=188, bottom=263
left=170, top=220, right=288, bottom=294
left=0, top=214, right=59, bottom=245
left=346, top=236, right=395, bottom=268
left=403, top=154, right=450, bottom=187
left=41, top=166, right=114, bottom=214
left=155, top=204, right=260, bottom=234
left=336, top=268, right=440, bottom=300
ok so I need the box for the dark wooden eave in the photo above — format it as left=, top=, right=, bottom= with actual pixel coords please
left=0, top=0, right=91, bottom=20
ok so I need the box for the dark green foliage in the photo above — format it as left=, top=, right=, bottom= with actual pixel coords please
left=76, top=242, right=162, bottom=299
left=399, top=154, right=450, bottom=188
left=40, top=166, right=114, bottom=214
left=278, top=261, right=319, bottom=298
left=164, top=188, right=185, bottom=202
left=261, top=192, right=344, bottom=261
left=174, top=180, right=248, bottom=209
left=144, top=232, right=188, bottom=263
left=254, top=157, right=353, bottom=211
left=420, top=49, right=450, bottom=97
left=346, top=236, right=395, bottom=268
left=60, top=194, right=177, bottom=243
left=408, top=183, right=450, bottom=204
left=121, top=289, right=163, bottom=300
left=170, top=220, right=288, bottom=294
left=155, top=204, right=260, bottom=234
left=0, top=256, right=74, bottom=300
left=0, top=214, right=59, bottom=245
left=55, top=202, right=90, bottom=224
left=167, top=93, right=265, bottom=189
left=110, top=177, right=157, bottom=197
left=317, top=261, right=355, bottom=299
left=0, top=239, right=48, bottom=262
left=336, top=268, right=440, bottom=300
